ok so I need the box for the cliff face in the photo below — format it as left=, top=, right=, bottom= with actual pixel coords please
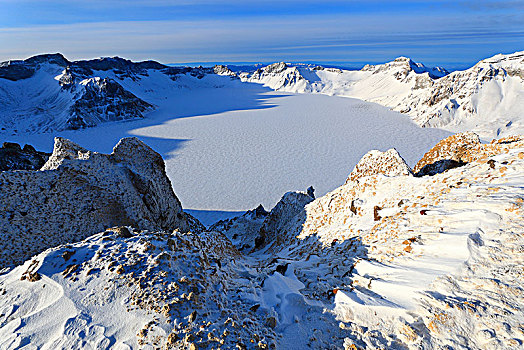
left=0, top=137, right=201, bottom=268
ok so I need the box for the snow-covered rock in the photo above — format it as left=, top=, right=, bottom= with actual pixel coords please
left=213, top=64, right=236, bottom=76
left=414, top=131, right=481, bottom=175
left=66, top=77, right=152, bottom=129
left=254, top=190, right=314, bottom=250
left=414, top=132, right=524, bottom=176
left=346, top=148, right=413, bottom=183
left=209, top=204, right=268, bottom=252
left=0, top=54, right=234, bottom=134
left=0, top=137, right=201, bottom=268
left=247, top=62, right=309, bottom=91
left=0, top=229, right=280, bottom=349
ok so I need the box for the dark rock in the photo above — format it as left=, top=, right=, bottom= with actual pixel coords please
left=415, top=159, right=466, bottom=177
left=2, top=142, right=21, bottom=151
left=275, top=263, right=289, bottom=275
left=253, top=191, right=314, bottom=250
left=0, top=61, right=35, bottom=81
left=110, top=226, right=133, bottom=238
left=373, top=206, right=382, bottom=221
left=307, top=186, right=315, bottom=199
left=0, top=143, right=51, bottom=171
left=67, top=78, right=152, bottom=130
left=350, top=200, right=357, bottom=215
left=22, top=144, right=37, bottom=153
left=249, top=304, right=261, bottom=312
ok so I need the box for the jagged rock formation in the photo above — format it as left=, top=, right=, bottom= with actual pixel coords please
left=254, top=190, right=314, bottom=250
left=242, top=51, right=524, bottom=137
left=362, top=56, right=449, bottom=79
left=67, top=77, right=152, bottom=129
left=0, top=142, right=50, bottom=171
left=212, top=189, right=316, bottom=252
left=247, top=62, right=308, bottom=91
left=209, top=204, right=268, bottom=252
left=213, top=65, right=236, bottom=76
left=0, top=137, right=201, bottom=268
left=345, top=148, right=413, bottom=183
left=414, top=132, right=480, bottom=175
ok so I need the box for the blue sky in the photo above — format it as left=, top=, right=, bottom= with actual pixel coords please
left=1, top=0, right=523, bottom=69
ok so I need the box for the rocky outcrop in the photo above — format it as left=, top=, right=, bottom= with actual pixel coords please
left=209, top=204, right=269, bottom=252
left=415, top=132, right=524, bottom=176
left=0, top=142, right=50, bottom=171
left=247, top=62, right=308, bottom=91
left=414, top=132, right=480, bottom=175
left=362, top=56, right=449, bottom=79
left=213, top=65, right=236, bottom=76
left=0, top=137, right=202, bottom=268
left=346, top=148, right=413, bottom=183
left=254, top=190, right=314, bottom=250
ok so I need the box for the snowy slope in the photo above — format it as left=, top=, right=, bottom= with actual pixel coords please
left=1, top=133, right=522, bottom=349
left=243, top=52, right=524, bottom=138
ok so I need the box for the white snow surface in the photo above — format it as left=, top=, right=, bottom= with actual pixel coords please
left=3, top=51, right=524, bottom=219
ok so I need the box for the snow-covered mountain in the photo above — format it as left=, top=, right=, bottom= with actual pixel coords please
left=0, top=54, right=236, bottom=134
left=1, top=51, right=523, bottom=138
left=242, top=52, right=524, bottom=138
left=1, top=133, right=522, bottom=349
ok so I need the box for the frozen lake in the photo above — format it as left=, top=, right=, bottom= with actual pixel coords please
left=5, top=84, right=452, bottom=224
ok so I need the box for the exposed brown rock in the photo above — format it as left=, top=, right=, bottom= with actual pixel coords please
left=415, top=133, right=524, bottom=176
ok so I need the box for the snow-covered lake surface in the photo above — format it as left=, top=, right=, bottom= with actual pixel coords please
left=4, top=83, right=451, bottom=224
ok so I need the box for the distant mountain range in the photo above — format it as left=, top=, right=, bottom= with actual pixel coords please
left=243, top=52, right=524, bottom=138
left=1, top=51, right=523, bottom=137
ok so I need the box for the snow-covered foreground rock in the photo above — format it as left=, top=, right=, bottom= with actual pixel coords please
left=0, top=137, right=201, bottom=269
left=243, top=51, right=524, bottom=138
left=1, top=133, right=522, bottom=349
